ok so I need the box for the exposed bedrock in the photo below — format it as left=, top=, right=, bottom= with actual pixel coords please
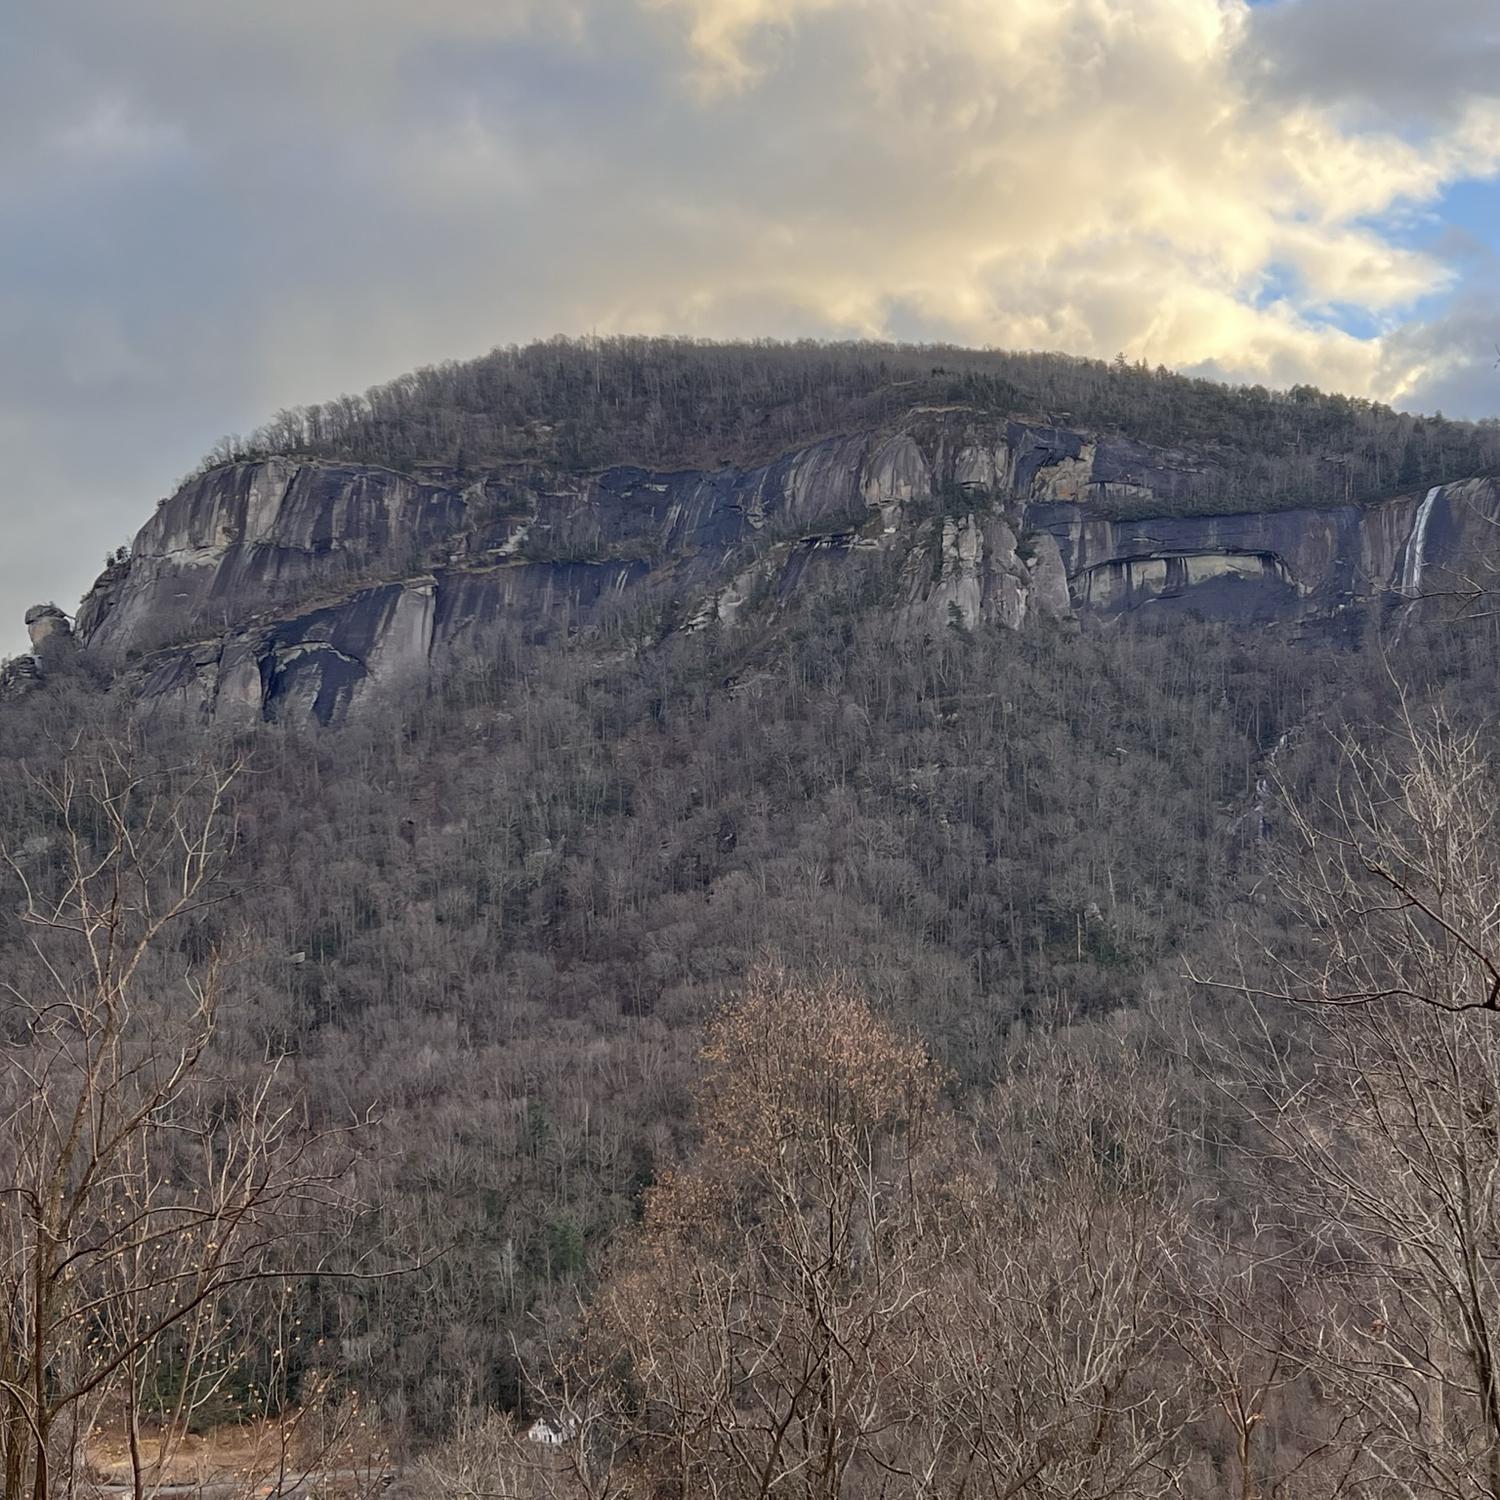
left=75, top=460, right=472, bottom=658
left=58, top=408, right=1500, bottom=723
left=133, top=558, right=652, bottom=723
left=73, top=414, right=1223, bottom=667
left=25, top=604, right=74, bottom=653
left=892, top=516, right=1072, bottom=635
left=1032, top=478, right=1500, bottom=622
left=2, top=606, right=74, bottom=702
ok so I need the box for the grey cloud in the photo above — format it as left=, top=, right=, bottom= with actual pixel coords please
left=1382, top=283, right=1500, bottom=419
left=1246, top=0, right=1500, bottom=126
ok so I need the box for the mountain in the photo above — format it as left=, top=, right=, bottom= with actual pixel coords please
left=7, top=341, right=1500, bottom=1487
left=18, top=338, right=1500, bottom=723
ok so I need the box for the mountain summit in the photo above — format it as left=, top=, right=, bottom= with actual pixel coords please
left=16, top=339, right=1500, bottom=721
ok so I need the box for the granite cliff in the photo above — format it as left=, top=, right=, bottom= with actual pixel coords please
left=22, top=409, right=1500, bottom=724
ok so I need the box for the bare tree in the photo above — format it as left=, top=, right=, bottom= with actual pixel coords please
left=583, top=967, right=941, bottom=1499
left=922, top=1040, right=1194, bottom=1500
left=1164, top=1225, right=1366, bottom=1500
left=0, top=746, right=357, bottom=1500
left=569, top=971, right=1192, bottom=1499
left=1212, top=703, right=1500, bottom=1498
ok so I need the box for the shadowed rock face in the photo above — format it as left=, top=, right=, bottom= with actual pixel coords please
left=130, top=560, right=655, bottom=723
left=59, top=410, right=1500, bottom=724
left=1033, top=477, right=1500, bottom=625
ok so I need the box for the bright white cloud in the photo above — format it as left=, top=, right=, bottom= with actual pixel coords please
left=574, top=0, right=1498, bottom=402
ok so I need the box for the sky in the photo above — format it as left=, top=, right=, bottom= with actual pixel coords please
left=4, top=0, right=1500, bottom=651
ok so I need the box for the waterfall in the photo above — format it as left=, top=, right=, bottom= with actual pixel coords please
left=1401, top=485, right=1441, bottom=596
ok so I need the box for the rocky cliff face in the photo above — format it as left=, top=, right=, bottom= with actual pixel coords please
left=53, top=410, right=1500, bottom=724
left=1033, top=476, right=1499, bottom=627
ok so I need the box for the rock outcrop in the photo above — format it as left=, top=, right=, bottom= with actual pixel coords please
left=25, top=603, right=74, bottom=653
left=51, top=409, right=1500, bottom=725
left=1032, top=476, right=1500, bottom=626
left=2, top=605, right=77, bottom=701
left=0, top=653, right=41, bottom=702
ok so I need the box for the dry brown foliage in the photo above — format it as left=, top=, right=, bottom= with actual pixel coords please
left=562, top=968, right=1190, bottom=1499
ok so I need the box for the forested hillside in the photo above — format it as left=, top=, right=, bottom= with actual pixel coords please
left=203, top=336, right=1500, bottom=513
left=7, top=343, right=1500, bottom=1496
left=7, top=560, right=1500, bottom=1495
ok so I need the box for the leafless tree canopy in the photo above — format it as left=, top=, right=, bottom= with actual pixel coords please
left=9, top=513, right=1500, bottom=1495
left=0, top=747, right=368, bottom=1499
left=200, top=336, right=1500, bottom=515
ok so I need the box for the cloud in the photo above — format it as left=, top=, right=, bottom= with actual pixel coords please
left=557, top=0, right=1497, bottom=395
left=2, top=0, right=1500, bottom=647
left=1246, top=0, right=1500, bottom=129
left=50, top=98, right=189, bottom=168
left=649, top=0, right=848, bottom=88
